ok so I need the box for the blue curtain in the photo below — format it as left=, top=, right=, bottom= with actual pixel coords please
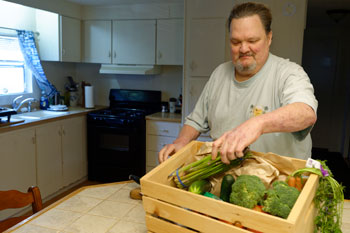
left=16, top=30, right=57, bottom=97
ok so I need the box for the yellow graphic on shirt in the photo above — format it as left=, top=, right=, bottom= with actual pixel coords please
left=250, top=105, right=269, bottom=117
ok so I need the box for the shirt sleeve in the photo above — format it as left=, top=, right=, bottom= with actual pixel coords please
left=280, top=63, right=318, bottom=140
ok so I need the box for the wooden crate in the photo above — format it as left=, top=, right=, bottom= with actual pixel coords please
left=141, top=141, right=319, bottom=233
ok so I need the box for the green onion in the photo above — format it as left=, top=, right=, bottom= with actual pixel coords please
left=291, top=161, right=344, bottom=233
left=170, top=150, right=252, bottom=189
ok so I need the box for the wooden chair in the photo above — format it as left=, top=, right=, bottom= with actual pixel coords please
left=0, top=186, right=43, bottom=232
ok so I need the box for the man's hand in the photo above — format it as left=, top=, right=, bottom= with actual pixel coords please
left=212, top=117, right=264, bottom=164
left=158, top=124, right=201, bottom=163
left=158, top=142, right=185, bottom=163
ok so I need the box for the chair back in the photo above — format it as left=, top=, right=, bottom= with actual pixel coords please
left=0, top=186, right=43, bottom=232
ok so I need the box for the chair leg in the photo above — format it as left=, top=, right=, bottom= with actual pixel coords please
left=28, top=186, right=43, bottom=213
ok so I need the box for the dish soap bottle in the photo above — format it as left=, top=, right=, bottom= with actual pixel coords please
left=40, top=91, right=49, bottom=110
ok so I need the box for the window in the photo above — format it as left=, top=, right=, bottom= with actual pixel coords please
left=0, top=34, right=32, bottom=95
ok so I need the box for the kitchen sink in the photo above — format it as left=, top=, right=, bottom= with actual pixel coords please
left=12, top=110, right=69, bottom=120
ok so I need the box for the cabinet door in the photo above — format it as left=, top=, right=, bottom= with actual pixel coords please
left=60, top=16, right=81, bottom=62
left=36, top=121, right=63, bottom=199
left=156, top=19, right=184, bottom=65
left=113, top=20, right=156, bottom=65
left=61, top=116, right=84, bottom=187
left=188, top=18, right=227, bottom=77
left=0, top=128, right=36, bottom=220
left=0, top=128, right=36, bottom=191
left=82, top=20, right=112, bottom=63
left=36, top=10, right=60, bottom=61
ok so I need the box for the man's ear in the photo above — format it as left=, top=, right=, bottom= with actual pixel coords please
left=267, top=31, right=273, bottom=46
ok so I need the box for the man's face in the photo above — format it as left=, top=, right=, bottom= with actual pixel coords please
left=229, top=15, right=272, bottom=78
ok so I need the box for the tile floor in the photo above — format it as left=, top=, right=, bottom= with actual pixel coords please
left=10, top=182, right=147, bottom=233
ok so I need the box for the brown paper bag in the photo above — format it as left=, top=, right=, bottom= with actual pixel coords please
left=195, top=142, right=306, bottom=196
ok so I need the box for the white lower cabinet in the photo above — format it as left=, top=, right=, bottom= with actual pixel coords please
left=0, top=127, right=36, bottom=220
left=146, top=120, right=180, bottom=172
left=36, top=116, right=86, bottom=198
left=36, top=121, right=63, bottom=199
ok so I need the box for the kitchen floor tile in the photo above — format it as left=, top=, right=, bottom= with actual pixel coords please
left=62, top=214, right=117, bottom=233
left=107, top=220, right=147, bottom=233
left=12, top=224, right=60, bottom=233
left=77, top=184, right=124, bottom=199
left=88, top=200, right=135, bottom=219
left=55, top=195, right=103, bottom=213
left=107, top=188, right=142, bottom=205
left=122, top=203, right=146, bottom=224
left=29, top=209, right=81, bottom=230
left=122, top=182, right=139, bottom=190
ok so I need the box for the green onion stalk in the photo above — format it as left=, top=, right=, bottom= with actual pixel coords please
left=291, top=161, right=344, bottom=233
left=169, top=150, right=253, bottom=189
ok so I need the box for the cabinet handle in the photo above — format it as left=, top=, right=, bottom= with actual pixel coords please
left=108, top=51, right=111, bottom=58
left=32, top=136, right=36, bottom=144
left=161, top=129, right=169, bottom=133
left=62, top=49, right=66, bottom=55
left=158, top=51, right=162, bottom=59
left=62, top=129, right=66, bottom=136
left=114, top=51, right=116, bottom=58
left=58, top=130, right=62, bottom=136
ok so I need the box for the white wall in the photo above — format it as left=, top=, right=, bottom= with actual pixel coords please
left=4, top=0, right=81, bottom=18
left=40, top=62, right=182, bottom=106
left=0, top=1, right=37, bottom=31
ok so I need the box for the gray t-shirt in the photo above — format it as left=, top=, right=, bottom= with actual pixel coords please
left=185, top=53, right=318, bottom=160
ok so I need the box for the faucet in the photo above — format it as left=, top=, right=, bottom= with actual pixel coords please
left=12, top=96, right=38, bottom=112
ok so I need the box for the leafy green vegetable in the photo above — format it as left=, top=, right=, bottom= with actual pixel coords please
left=229, top=175, right=266, bottom=209
left=262, top=181, right=300, bottom=219
left=291, top=160, right=344, bottom=233
left=188, top=179, right=211, bottom=194
left=169, top=150, right=252, bottom=189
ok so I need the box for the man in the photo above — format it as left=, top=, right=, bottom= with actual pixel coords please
left=159, top=2, right=317, bottom=164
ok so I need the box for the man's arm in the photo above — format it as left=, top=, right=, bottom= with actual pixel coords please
left=212, top=102, right=317, bottom=164
left=158, top=124, right=201, bottom=163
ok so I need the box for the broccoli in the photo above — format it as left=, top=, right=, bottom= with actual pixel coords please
left=229, top=175, right=266, bottom=209
left=262, top=180, right=300, bottom=219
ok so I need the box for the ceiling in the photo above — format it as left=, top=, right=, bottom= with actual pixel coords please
left=64, top=0, right=350, bottom=9
left=64, top=0, right=181, bottom=6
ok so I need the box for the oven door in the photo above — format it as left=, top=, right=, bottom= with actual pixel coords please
left=87, top=122, right=146, bottom=182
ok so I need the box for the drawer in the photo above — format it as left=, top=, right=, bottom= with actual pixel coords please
left=146, top=150, right=159, bottom=167
left=146, top=135, right=175, bottom=151
left=146, top=120, right=180, bottom=137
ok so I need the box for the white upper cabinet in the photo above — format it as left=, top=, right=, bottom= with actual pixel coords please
left=36, top=10, right=60, bottom=61
left=82, top=20, right=112, bottom=64
left=112, top=20, right=156, bottom=65
left=60, top=16, right=81, bottom=62
left=156, top=19, right=184, bottom=65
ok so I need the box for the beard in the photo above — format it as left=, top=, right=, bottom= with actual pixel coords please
left=234, top=53, right=257, bottom=74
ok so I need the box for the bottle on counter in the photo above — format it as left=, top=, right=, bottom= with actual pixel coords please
left=40, top=91, right=49, bottom=110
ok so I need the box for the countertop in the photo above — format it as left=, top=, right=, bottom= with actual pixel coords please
left=0, top=106, right=107, bottom=133
left=5, top=181, right=145, bottom=233
left=146, top=112, right=182, bottom=123
left=4, top=181, right=350, bottom=233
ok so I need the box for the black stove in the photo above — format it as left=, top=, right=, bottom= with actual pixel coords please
left=87, top=89, right=161, bottom=182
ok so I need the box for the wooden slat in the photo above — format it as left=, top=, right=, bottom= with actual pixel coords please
left=143, top=196, right=248, bottom=233
left=145, top=214, right=197, bottom=233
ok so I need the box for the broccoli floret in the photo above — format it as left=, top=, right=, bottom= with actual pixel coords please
left=263, top=180, right=300, bottom=219
left=229, top=175, right=266, bottom=209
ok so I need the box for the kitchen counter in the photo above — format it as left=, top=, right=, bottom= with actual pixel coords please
left=146, top=112, right=181, bottom=123
left=0, top=106, right=107, bottom=133
left=3, top=181, right=350, bottom=233
left=4, top=181, right=146, bottom=233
